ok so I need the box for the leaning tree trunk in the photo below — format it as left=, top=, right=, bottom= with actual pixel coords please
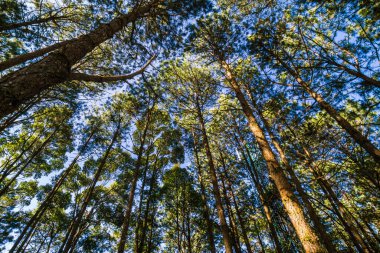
left=247, top=95, right=337, bottom=253
left=61, top=121, right=120, bottom=253
left=10, top=131, right=94, bottom=253
left=0, top=0, right=163, bottom=119
left=117, top=106, right=153, bottom=253
left=220, top=60, right=328, bottom=253
left=275, top=56, right=380, bottom=162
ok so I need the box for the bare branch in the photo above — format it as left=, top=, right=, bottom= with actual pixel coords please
left=69, top=55, right=157, bottom=82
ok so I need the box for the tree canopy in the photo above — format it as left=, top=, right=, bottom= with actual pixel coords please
left=0, top=0, right=379, bottom=252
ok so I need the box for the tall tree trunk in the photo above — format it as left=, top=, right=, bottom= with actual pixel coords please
left=246, top=94, right=337, bottom=253
left=0, top=0, right=163, bottom=118
left=219, top=167, right=242, bottom=253
left=220, top=60, right=328, bottom=253
left=219, top=150, right=254, bottom=253
left=60, top=121, right=120, bottom=253
left=117, top=107, right=153, bottom=253
left=195, top=96, right=234, bottom=253
left=0, top=128, right=58, bottom=197
left=134, top=151, right=151, bottom=252
left=237, top=136, right=283, bottom=253
left=290, top=137, right=373, bottom=253
left=0, top=129, right=41, bottom=184
left=253, top=220, right=266, bottom=253
left=191, top=129, right=217, bottom=253
left=137, top=153, right=160, bottom=253
left=275, top=56, right=380, bottom=162
left=10, top=131, right=95, bottom=253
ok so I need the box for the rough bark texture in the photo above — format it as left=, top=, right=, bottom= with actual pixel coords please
left=0, top=1, right=162, bottom=119
left=221, top=60, right=328, bottom=253
left=249, top=99, right=337, bottom=253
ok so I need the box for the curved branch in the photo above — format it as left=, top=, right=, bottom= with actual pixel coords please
left=69, top=55, right=156, bottom=82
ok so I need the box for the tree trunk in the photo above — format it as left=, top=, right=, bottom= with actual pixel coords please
left=191, top=128, right=217, bottom=253
left=219, top=150, right=254, bottom=253
left=247, top=94, right=337, bottom=253
left=117, top=107, right=153, bottom=253
left=220, top=60, right=328, bottom=253
left=0, top=128, right=58, bottom=197
left=298, top=144, right=373, bottom=253
left=0, top=0, right=163, bottom=118
left=275, top=56, right=380, bottom=162
left=61, top=121, right=120, bottom=253
left=195, top=96, right=234, bottom=253
left=10, top=131, right=94, bottom=253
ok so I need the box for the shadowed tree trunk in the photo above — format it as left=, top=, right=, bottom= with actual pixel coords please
left=195, top=95, right=234, bottom=253
left=118, top=104, right=155, bottom=253
left=191, top=129, right=217, bottom=253
left=0, top=0, right=163, bottom=118
left=60, top=120, right=120, bottom=253
left=10, top=131, right=95, bottom=253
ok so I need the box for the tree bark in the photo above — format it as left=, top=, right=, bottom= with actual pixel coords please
left=0, top=0, right=163, bottom=118
left=275, top=56, right=380, bottom=162
left=246, top=94, right=337, bottom=253
left=195, top=96, right=234, bottom=253
left=60, top=121, right=120, bottom=253
left=191, top=129, right=217, bottom=253
left=117, top=106, right=153, bottom=253
left=220, top=60, right=328, bottom=253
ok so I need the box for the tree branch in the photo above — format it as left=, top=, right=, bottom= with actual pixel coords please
left=69, top=55, right=156, bottom=82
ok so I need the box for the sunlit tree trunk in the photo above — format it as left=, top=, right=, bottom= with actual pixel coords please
left=220, top=59, right=328, bottom=253
left=245, top=92, right=337, bottom=252
left=275, top=56, right=380, bottom=162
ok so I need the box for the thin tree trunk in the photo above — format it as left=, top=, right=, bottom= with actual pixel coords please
left=191, top=128, right=217, bottom=253
left=238, top=139, right=283, bottom=253
left=137, top=153, right=160, bottom=253
left=117, top=107, right=153, bottom=253
left=220, top=60, right=328, bottom=253
left=61, top=121, right=120, bottom=253
left=302, top=146, right=373, bottom=253
left=134, top=151, right=151, bottom=252
left=219, top=168, right=242, bottom=253
left=219, top=150, right=254, bottom=253
left=0, top=128, right=58, bottom=197
left=10, top=131, right=94, bottom=253
left=253, top=220, right=266, bottom=253
left=275, top=56, right=380, bottom=162
left=195, top=96, right=234, bottom=253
